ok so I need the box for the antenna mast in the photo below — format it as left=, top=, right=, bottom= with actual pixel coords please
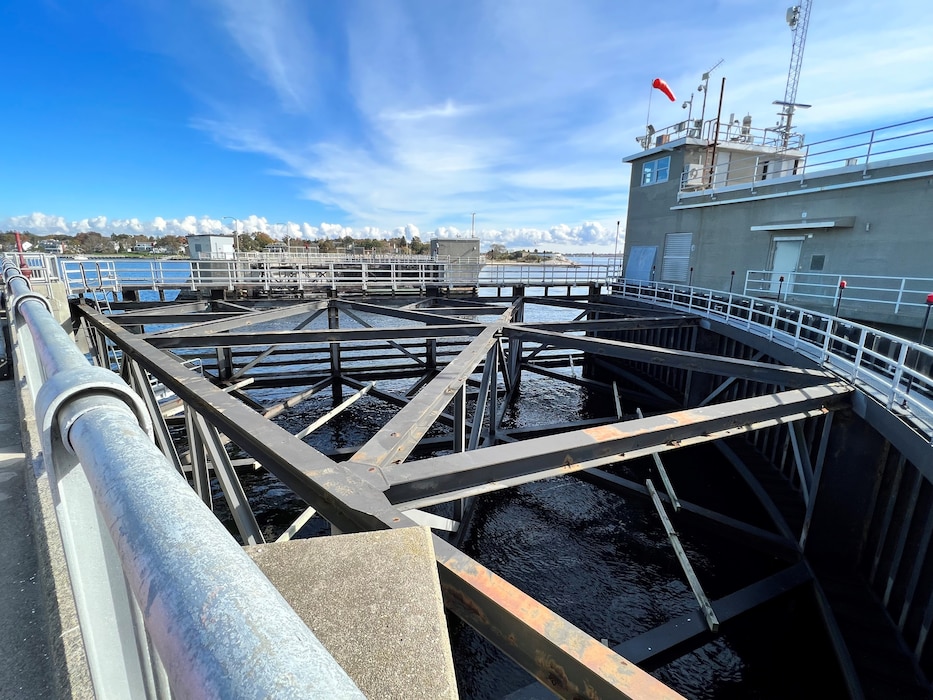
left=697, top=58, right=724, bottom=134
left=774, top=1, right=812, bottom=145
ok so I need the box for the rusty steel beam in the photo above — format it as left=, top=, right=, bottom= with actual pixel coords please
left=522, top=295, right=668, bottom=315
left=382, top=382, right=853, bottom=508
left=334, top=298, right=494, bottom=326
left=73, top=305, right=405, bottom=533
left=108, top=301, right=212, bottom=317
left=506, top=326, right=834, bottom=387
left=348, top=324, right=504, bottom=470
left=143, top=300, right=329, bottom=337
left=514, top=316, right=700, bottom=333
left=433, top=536, right=686, bottom=700
left=108, top=312, right=248, bottom=325
left=145, top=323, right=485, bottom=348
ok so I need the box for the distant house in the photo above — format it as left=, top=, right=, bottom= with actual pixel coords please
left=43, top=239, right=64, bottom=254
left=132, top=242, right=154, bottom=253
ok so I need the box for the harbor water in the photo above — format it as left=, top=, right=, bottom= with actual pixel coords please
left=138, top=282, right=843, bottom=698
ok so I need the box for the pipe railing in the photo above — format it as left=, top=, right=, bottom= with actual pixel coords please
left=745, top=270, right=933, bottom=316
left=677, top=115, right=933, bottom=197
left=2, top=258, right=365, bottom=699
left=612, top=277, right=933, bottom=443
left=58, top=257, right=620, bottom=296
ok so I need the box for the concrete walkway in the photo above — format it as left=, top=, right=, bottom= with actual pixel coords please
left=0, top=372, right=55, bottom=699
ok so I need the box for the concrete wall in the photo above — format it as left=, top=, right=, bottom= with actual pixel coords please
left=431, top=237, right=481, bottom=261
left=188, top=235, right=235, bottom=260
left=623, top=148, right=933, bottom=325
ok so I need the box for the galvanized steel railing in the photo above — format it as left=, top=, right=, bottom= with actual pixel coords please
left=56, top=257, right=620, bottom=296
left=613, top=278, right=933, bottom=443
left=2, top=258, right=366, bottom=698
left=677, top=115, right=933, bottom=197
left=0, top=251, right=62, bottom=282
left=744, top=270, right=933, bottom=319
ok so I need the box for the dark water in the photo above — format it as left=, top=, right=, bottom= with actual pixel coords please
left=149, top=290, right=842, bottom=699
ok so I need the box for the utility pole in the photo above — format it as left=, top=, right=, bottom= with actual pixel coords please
left=223, top=216, right=240, bottom=257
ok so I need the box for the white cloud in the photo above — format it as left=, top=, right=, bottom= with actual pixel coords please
left=1, top=212, right=623, bottom=251
left=5, top=213, right=70, bottom=234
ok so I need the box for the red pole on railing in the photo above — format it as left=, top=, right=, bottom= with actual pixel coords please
left=13, top=231, right=31, bottom=278
left=834, top=280, right=846, bottom=317
left=729, top=270, right=735, bottom=294
left=921, top=293, right=933, bottom=347
left=689, top=266, right=694, bottom=286
left=778, top=275, right=785, bottom=300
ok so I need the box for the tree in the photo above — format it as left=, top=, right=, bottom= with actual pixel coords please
left=486, top=243, right=508, bottom=260
left=410, top=236, right=428, bottom=255
left=254, top=232, right=275, bottom=249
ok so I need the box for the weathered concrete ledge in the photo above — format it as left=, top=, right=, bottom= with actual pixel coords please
left=246, top=527, right=459, bottom=700
left=2, top=337, right=92, bottom=699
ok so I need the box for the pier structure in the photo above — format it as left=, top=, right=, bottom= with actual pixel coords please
left=3, top=255, right=933, bottom=699
left=45, top=253, right=622, bottom=302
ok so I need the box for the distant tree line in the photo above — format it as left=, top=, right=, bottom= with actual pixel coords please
left=1, top=230, right=431, bottom=256
left=485, top=244, right=545, bottom=262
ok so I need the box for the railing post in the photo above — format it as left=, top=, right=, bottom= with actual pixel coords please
left=889, top=342, right=910, bottom=409
left=895, top=277, right=906, bottom=314
left=852, top=327, right=868, bottom=382
left=863, top=129, right=876, bottom=177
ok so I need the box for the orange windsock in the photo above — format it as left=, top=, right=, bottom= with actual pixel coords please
left=652, top=78, right=676, bottom=102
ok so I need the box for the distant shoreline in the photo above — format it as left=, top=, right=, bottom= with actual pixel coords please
left=484, top=259, right=578, bottom=267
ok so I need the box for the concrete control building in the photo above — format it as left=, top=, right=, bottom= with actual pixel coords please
left=621, top=114, right=933, bottom=329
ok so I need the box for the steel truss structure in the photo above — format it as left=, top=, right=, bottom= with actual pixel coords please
left=69, top=288, right=933, bottom=699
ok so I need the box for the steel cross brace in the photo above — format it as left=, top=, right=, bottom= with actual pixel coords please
left=347, top=323, right=504, bottom=471
left=506, top=326, right=834, bottom=387
left=383, top=382, right=853, bottom=508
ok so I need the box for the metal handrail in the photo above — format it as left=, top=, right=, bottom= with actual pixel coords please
left=678, top=114, right=933, bottom=196
left=479, top=262, right=622, bottom=287
left=2, top=258, right=365, bottom=698
left=612, top=277, right=933, bottom=443
left=745, top=270, right=933, bottom=315
left=1, top=251, right=61, bottom=282
left=58, top=258, right=620, bottom=295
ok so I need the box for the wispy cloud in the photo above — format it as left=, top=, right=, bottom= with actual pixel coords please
left=381, top=100, right=476, bottom=122
left=209, top=0, right=322, bottom=113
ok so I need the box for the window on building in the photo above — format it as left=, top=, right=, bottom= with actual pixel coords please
left=641, top=156, right=671, bottom=186
left=660, top=232, right=692, bottom=282
left=810, top=254, right=825, bottom=271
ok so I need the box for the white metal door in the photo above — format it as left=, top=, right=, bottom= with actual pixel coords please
left=769, top=238, right=802, bottom=293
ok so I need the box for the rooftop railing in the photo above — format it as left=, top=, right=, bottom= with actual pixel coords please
left=612, top=278, right=933, bottom=444
left=677, top=115, right=933, bottom=197
left=638, top=117, right=804, bottom=151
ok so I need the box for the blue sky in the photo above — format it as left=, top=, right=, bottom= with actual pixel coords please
left=2, top=0, right=931, bottom=251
